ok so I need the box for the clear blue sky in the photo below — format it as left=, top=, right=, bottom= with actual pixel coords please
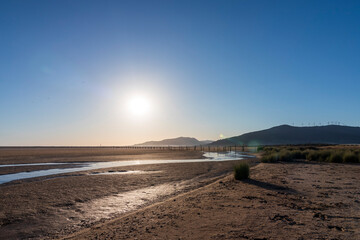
left=1, top=0, right=360, bottom=145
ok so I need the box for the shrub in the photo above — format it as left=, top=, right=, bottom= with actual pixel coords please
left=261, top=154, right=277, bottom=163
left=257, top=146, right=263, bottom=152
left=261, top=149, right=308, bottom=163
left=278, top=150, right=290, bottom=161
left=343, top=151, right=359, bottom=163
left=329, top=152, right=343, bottom=163
left=234, top=163, right=250, bottom=180
left=319, top=150, right=331, bottom=162
left=291, top=150, right=307, bottom=159
left=260, top=146, right=360, bottom=164
left=303, top=150, right=312, bottom=158
left=306, top=150, right=320, bottom=161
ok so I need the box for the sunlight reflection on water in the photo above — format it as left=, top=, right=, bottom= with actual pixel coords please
left=0, top=152, right=250, bottom=184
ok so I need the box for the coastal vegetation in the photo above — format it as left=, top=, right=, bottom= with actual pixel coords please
left=260, top=145, right=360, bottom=163
left=234, top=163, right=250, bottom=180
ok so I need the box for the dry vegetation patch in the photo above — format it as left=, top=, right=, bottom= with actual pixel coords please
left=260, top=145, right=360, bottom=163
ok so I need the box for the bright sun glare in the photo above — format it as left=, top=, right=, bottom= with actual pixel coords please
left=126, top=94, right=151, bottom=117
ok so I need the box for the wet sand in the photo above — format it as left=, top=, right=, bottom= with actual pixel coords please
left=64, top=161, right=360, bottom=240
left=0, top=148, right=251, bottom=239
left=0, top=148, right=204, bottom=175
left=0, top=164, right=83, bottom=175
left=0, top=148, right=205, bottom=165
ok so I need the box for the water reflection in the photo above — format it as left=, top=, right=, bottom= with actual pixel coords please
left=88, top=170, right=162, bottom=175
left=0, top=152, right=249, bottom=184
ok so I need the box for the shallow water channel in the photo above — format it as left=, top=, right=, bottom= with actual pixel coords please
left=0, top=152, right=249, bottom=184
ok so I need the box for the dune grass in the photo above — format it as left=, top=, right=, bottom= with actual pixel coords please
left=234, top=163, right=250, bottom=180
left=260, top=145, right=360, bottom=163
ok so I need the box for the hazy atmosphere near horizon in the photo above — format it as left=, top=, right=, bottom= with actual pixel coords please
left=1, top=0, right=360, bottom=146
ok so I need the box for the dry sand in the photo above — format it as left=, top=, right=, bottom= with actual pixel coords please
left=64, top=161, right=360, bottom=240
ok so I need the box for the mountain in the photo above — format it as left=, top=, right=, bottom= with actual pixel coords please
left=209, top=125, right=360, bottom=146
left=136, top=137, right=213, bottom=146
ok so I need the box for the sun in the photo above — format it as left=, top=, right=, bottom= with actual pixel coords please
left=126, top=94, right=152, bottom=117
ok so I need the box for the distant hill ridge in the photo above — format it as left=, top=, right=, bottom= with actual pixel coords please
left=136, top=137, right=213, bottom=146
left=210, top=125, right=360, bottom=146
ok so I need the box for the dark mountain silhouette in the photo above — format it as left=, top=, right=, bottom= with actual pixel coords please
left=136, top=137, right=213, bottom=146
left=209, top=125, right=360, bottom=146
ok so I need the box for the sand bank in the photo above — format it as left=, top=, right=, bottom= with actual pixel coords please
left=64, top=161, right=360, bottom=240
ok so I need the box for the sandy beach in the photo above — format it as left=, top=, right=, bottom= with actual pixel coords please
left=64, top=161, right=360, bottom=240
left=1, top=148, right=359, bottom=240
left=0, top=148, right=250, bottom=239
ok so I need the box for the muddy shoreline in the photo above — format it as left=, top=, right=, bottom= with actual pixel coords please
left=0, top=148, right=252, bottom=239
left=0, top=148, right=205, bottom=164
left=0, top=148, right=205, bottom=175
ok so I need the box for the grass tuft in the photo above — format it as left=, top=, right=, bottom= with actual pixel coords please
left=234, top=163, right=250, bottom=180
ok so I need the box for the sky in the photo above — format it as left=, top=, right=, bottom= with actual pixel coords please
left=1, top=0, right=360, bottom=146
